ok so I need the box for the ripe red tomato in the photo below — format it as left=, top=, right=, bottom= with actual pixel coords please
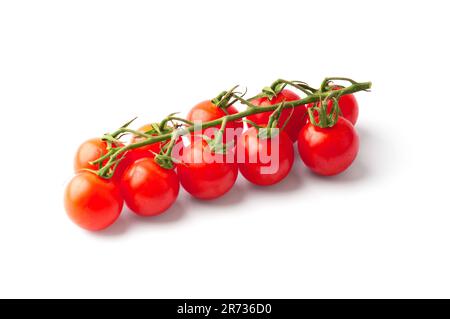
left=114, top=123, right=184, bottom=181
left=113, top=148, right=154, bottom=182
left=74, top=136, right=158, bottom=182
left=120, top=157, right=180, bottom=216
left=297, top=117, right=359, bottom=176
left=247, top=89, right=307, bottom=142
left=177, top=140, right=238, bottom=200
left=307, top=86, right=359, bottom=125
left=237, top=127, right=294, bottom=186
left=186, top=100, right=243, bottom=144
left=74, top=138, right=123, bottom=172
left=64, top=171, right=123, bottom=231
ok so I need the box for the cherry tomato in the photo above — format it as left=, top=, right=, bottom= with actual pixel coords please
left=120, top=157, right=179, bottom=216
left=237, top=127, right=294, bottom=186
left=74, top=138, right=123, bottom=172
left=114, top=123, right=184, bottom=181
left=113, top=148, right=154, bottom=182
left=297, top=117, right=359, bottom=176
left=186, top=100, right=243, bottom=144
left=74, top=136, right=157, bottom=183
left=307, top=86, right=359, bottom=125
left=247, top=89, right=307, bottom=142
left=177, top=140, right=238, bottom=200
left=64, top=171, right=123, bottom=231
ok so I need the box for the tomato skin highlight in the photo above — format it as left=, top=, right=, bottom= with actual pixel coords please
left=237, top=127, right=294, bottom=186
left=177, top=141, right=238, bottom=200
left=186, top=100, right=243, bottom=143
left=74, top=138, right=122, bottom=172
left=112, top=148, right=154, bottom=183
left=247, top=89, right=307, bottom=142
left=297, top=117, right=359, bottom=176
left=120, top=157, right=179, bottom=216
left=64, top=171, right=123, bottom=231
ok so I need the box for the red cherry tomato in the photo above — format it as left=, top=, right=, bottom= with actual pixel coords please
left=120, top=157, right=180, bottom=216
left=113, top=148, right=154, bottom=182
left=307, top=86, right=359, bottom=125
left=74, top=136, right=158, bottom=183
left=297, top=117, right=359, bottom=176
left=247, top=89, right=307, bottom=142
left=64, top=171, right=123, bottom=231
left=115, top=123, right=183, bottom=181
left=237, top=127, right=294, bottom=186
left=177, top=140, right=238, bottom=200
left=74, top=138, right=123, bottom=172
left=186, top=100, right=243, bottom=144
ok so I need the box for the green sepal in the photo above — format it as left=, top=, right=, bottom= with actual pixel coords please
left=120, top=117, right=138, bottom=128
left=261, top=86, right=277, bottom=100
left=241, top=118, right=262, bottom=129
left=207, top=140, right=234, bottom=155
left=154, top=154, right=175, bottom=170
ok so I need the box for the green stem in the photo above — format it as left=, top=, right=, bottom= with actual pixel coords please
left=140, top=81, right=368, bottom=142
left=212, top=85, right=239, bottom=110
left=319, top=77, right=359, bottom=92
left=164, top=131, right=181, bottom=156
left=108, top=127, right=152, bottom=139
left=267, top=102, right=285, bottom=135
left=270, top=79, right=317, bottom=95
left=129, top=81, right=370, bottom=147
left=213, top=116, right=229, bottom=143
left=159, top=116, right=193, bottom=130
left=96, top=79, right=372, bottom=177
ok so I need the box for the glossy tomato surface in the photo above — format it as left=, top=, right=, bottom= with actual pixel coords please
left=247, top=89, right=307, bottom=142
left=118, top=123, right=183, bottom=180
left=297, top=117, right=359, bottom=176
left=74, top=138, right=123, bottom=172
left=64, top=171, right=123, bottom=231
left=186, top=100, right=243, bottom=144
left=237, top=127, right=294, bottom=186
left=120, top=157, right=179, bottom=216
left=177, top=140, right=238, bottom=200
left=113, top=148, right=154, bottom=182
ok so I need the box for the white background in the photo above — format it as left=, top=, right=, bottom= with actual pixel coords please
left=0, top=0, right=449, bottom=298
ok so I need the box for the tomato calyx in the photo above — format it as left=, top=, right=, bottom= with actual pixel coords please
left=307, top=78, right=356, bottom=129
left=243, top=100, right=288, bottom=140
left=154, top=129, right=184, bottom=169
left=260, top=83, right=285, bottom=100
left=199, top=116, right=235, bottom=154
left=319, top=77, right=367, bottom=93
left=260, top=79, right=317, bottom=101
left=201, top=135, right=233, bottom=155
left=307, top=96, right=341, bottom=128
left=211, top=85, right=242, bottom=114
left=154, top=153, right=177, bottom=169
left=158, top=112, right=192, bottom=134
left=258, top=101, right=287, bottom=139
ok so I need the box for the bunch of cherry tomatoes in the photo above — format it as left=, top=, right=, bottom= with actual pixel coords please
left=64, top=78, right=369, bottom=231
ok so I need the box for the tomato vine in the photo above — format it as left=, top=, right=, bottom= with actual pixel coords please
left=90, top=77, right=372, bottom=178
